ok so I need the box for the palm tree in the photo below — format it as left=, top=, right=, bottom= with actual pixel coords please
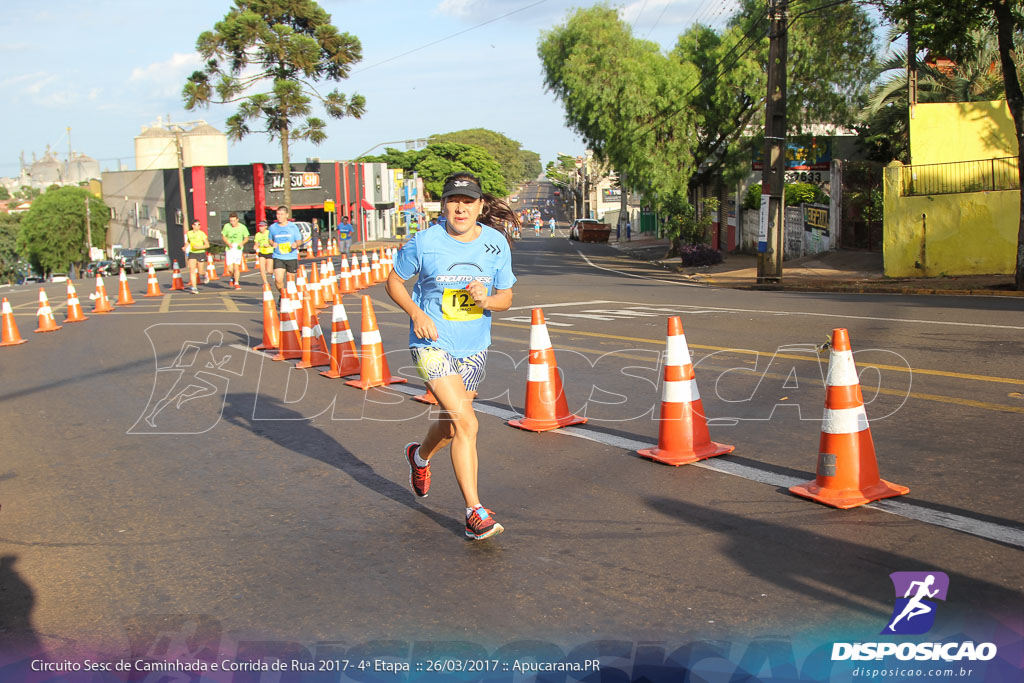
left=860, top=29, right=1013, bottom=162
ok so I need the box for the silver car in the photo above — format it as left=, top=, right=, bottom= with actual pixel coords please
left=133, top=247, right=172, bottom=272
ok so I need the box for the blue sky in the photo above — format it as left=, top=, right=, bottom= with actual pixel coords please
left=0, top=0, right=884, bottom=178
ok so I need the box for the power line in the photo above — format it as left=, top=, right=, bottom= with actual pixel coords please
left=645, top=0, right=675, bottom=39
left=352, top=0, right=550, bottom=75
left=631, top=0, right=653, bottom=32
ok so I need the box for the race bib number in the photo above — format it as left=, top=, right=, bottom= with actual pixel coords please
left=442, top=288, right=483, bottom=321
left=278, top=242, right=291, bottom=254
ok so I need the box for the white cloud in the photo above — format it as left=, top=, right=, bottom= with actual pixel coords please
left=24, top=75, right=58, bottom=95
left=0, top=72, right=48, bottom=89
left=129, top=52, right=202, bottom=98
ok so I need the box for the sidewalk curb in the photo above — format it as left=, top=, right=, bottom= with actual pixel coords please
left=703, top=280, right=1024, bottom=297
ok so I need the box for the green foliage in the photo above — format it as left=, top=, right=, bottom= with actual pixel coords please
left=14, top=186, right=41, bottom=201
left=360, top=142, right=505, bottom=199
left=663, top=197, right=719, bottom=246
left=744, top=182, right=828, bottom=208
left=676, top=0, right=878, bottom=190
left=17, top=187, right=108, bottom=275
left=539, top=7, right=699, bottom=218
left=0, top=212, right=23, bottom=284
left=184, top=0, right=365, bottom=207
left=743, top=183, right=762, bottom=210
left=0, top=186, right=10, bottom=200
left=429, top=129, right=541, bottom=194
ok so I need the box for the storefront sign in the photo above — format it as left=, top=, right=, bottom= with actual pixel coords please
left=803, top=203, right=830, bottom=234
left=269, top=172, right=321, bottom=192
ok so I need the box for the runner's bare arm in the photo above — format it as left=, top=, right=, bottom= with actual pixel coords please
left=385, top=270, right=438, bottom=341
left=466, top=281, right=513, bottom=312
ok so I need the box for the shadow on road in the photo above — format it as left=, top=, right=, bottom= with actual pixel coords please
left=221, top=392, right=463, bottom=538
left=0, top=555, right=46, bottom=672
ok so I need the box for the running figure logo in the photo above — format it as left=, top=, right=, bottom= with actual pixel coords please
left=883, top=571, right=950, bottom=635
left=130, top=324, right=248, bottom=435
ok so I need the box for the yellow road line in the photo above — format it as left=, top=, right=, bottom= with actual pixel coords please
left=159, top=293, right=172, bottom=313
left=492, top=321, right=1023, bottom=386
left=220, top=294, right=240, bottom=313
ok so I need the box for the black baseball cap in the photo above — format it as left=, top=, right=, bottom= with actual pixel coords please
left=441, top=177, right=482, bottom=200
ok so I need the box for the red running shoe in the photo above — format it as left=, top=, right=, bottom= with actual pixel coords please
left=404, top=442, right=430, bottom=497
left=465, top=506, right=504, bottom=540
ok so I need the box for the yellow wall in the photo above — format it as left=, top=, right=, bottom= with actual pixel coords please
left=910, top=101, right=1017, bottom=166
left=883, top=162, right=1019, bottom=277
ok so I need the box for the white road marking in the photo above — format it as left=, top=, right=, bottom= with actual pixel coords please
left=576, top=250, right=706, bottom=287
left=611, top=301, right=1024, bottom=331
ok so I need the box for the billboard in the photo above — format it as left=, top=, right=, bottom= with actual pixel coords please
left=753, top=137, right=832, bottom=171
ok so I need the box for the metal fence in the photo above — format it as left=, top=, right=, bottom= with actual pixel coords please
left=899, top=156, right=1019, bottom=196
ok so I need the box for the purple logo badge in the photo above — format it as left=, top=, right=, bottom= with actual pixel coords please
left=883, top=571, right=950, bottom=635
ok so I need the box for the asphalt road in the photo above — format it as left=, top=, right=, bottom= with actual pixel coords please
left=1, top=181, right=1022, bottom=677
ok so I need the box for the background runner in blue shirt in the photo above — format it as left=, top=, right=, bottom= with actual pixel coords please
left=268, top=206, right=302, bottom=299
left=387, top=172, right=520, bottom=541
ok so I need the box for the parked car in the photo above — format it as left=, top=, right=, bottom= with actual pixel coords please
left=291, top=221, right=314, bottom=251
left=569, top=218, right=604, bottom=240
left=84, top=260, right=119, bottom=278
left=49, top=273, right=69, bottom=283
left=133, top=247, right=171, bottom=272
left=115, top=248, right=141, bottom=273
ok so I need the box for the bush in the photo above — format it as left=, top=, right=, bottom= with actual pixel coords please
left=744, top=182, right=830, bottom=210
left=679, top=243, right=723, bottom=267
left=742, top=183, right=762, bottom=210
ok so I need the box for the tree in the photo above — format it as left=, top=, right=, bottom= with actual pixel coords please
left=879, top=0, right=1024, bottom=289
left=860, top=29, right=1011, bottom=162
left=183, top=0, right=366, bottom=209
left=359, top=142, right=506, bottom=199
left=675, top=0, right=878, bottom=192
left=429, top=129, right=541, bottom=194
left=539, top=7, right=700, bottom=254
left=0, top=186, right=10, bottom=201
left=0, top=212, right=23, bottom=284
left=17, top=186, right=108, bottom=275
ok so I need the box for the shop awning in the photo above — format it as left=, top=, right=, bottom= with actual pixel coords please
left=350, top=199, right=375, bottom=212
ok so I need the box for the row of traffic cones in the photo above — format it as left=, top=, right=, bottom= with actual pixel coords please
left=505, top=309, right=907, bottom=510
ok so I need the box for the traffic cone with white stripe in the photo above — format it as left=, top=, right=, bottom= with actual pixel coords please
left=508, top=308, right=586, bottom=432
left=370, top=250, right=382, bottom=283
left=91, top=275, right=115, bottom=313
left=637, top=317, right=733, bottom=465
left=34, top=288, right=62, bottom=333
left=171, top=261, right=185, bottom=291
left=789, top=328, right=909, bottom=508
left=253, top=284, right=281, bottom=351
left=64, top=281, right=88, bottom=323
left=320, top=301, right=361, bottom=378
left=296, top=295, right=332, bottom=369
left=272, top=276, right=303, bottom=361
left=1, top=297, right=27, bottom=346
left=143, top=266, right=163, bottom=297
left=321, top=261, right=334, bottom=304
left=359, top=251, right=371, bottom=289
left=205, top=259, right=219, bottom=282
left=345, top=295, right=407, bottom=390
left=116, top=268, right=136, bottom=305
left=338, top=256, right=355, bottom=295
left=309, top=259, right=326, bottom=309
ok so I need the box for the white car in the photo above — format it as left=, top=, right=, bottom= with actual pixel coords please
left=49, top=273, right=69, bottom=283
left=291, top=221, right=314, bottom=249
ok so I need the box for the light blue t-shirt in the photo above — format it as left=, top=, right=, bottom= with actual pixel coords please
left=393, top=221, right=516, bottom=357
left=338, top=221, right=354, bottom=240
left=268, top=221, right=303, bottom=260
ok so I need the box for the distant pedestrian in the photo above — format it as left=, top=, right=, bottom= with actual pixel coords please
left=252, top=220, right=274, bottom=285
left=184, top=220, right=210, bottom=294
left=220, top=212, right=249, bottom=290
left=337, top=215, right=354, bottom=255
left=549, top=217, right=556, bottom=236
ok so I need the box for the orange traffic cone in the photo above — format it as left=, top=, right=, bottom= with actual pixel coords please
left=370, top=250, right=382, bottom=283
left=116, top=268, right=136, bottom=305
left=143, top=266, right=163, bottom=297
left=206, top=259, right=220, bottom=282
left=321, top=261, right=334, bottom=304
left=295, top=295, right=332, bottom=369
left=171, top=261, right=185, bottom=291
left=253, top=284, right=281, bottom=351
left=345, top=295, right=408, bottom=390
left=411, top=387, right=439, bottom=405
left=272, top=277, right=303, bottom=361
left=64, top=282, right=88, bottom=323
left=338, top=256, right=355, bottom=295
left=637, top=317, right=734, bottom=466
left=91, top=275, right=115, bottom=313
left=221, top=254, right=231, bottom=277
left=34, top=288, right=62, bottom=333
left=309, top=259, right=326, bottom=309
left=320, top=301, right=361, bottom=378
left=240, top=253, right=249, bottom=272
left=1, top=297, right=27, bottom=346
left=508, top=308, right=587, bottom=432
left=789, top=328, right=910, bottom=509
left=358, top=251, right=371, bottom=289
left=384, top=247, right=393, bottom=277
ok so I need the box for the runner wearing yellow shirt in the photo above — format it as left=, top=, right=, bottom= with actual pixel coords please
left=184, top=220, right=210, bottom=294
left=252, top=220, right=274, bottom=286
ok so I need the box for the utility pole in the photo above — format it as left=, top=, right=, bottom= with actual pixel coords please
left=907, top=12, right=917, bottom=164
left=757, top=0, right=788, bottom=285
left=173, top=127, right=190, bottom=235
left=84, top=195, right=93, bottom=260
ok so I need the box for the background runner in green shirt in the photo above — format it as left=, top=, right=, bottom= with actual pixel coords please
left=221, top=212, right=249, bottom=289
